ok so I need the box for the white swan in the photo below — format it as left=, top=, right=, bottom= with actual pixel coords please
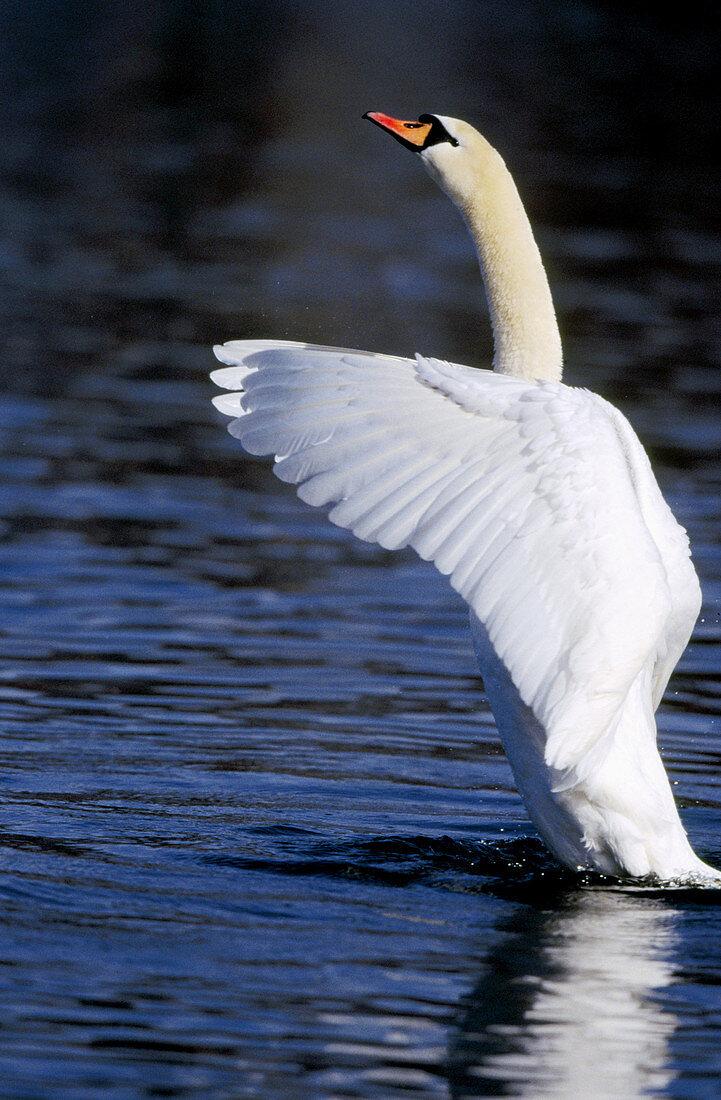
left=211, top=111, right=718, bottom=882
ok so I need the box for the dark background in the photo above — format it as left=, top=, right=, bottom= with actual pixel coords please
left=3, top=1, right=721, bottom=402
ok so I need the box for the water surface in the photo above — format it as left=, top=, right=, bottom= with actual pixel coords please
left=1, top=2, right=721, bottom=1096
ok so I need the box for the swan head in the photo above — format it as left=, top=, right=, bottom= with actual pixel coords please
left=364, top=110, right=563, bottom=382
left=363, top=111, right=501, bottom=219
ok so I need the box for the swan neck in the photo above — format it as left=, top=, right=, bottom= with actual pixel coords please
left=461, top=156, right=563, bottom=382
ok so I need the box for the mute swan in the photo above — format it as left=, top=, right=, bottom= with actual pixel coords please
left=211, top=111, right=719, bottom=883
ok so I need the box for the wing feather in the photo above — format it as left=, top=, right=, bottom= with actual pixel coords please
left=212, top=339, right=700, bottom=777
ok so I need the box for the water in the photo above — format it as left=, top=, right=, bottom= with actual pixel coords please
left=1, top=1, right=721, bottom=1096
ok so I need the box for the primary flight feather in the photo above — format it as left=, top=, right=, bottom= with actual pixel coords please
left=211, top=111, right=718, bottom=882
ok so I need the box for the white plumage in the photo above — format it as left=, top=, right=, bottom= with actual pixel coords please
left=211, top=112, right=718, bottom=882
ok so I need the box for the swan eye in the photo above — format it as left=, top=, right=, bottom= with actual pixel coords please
left=418, top=114, right=460, bottom=148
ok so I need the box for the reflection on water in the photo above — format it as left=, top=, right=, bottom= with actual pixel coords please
left=0, top=0, right=720, bottom=1096
left=450, top=891, right=680, bottom=1097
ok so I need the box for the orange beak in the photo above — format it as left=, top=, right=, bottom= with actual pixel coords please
left=363, top=111, right=433, bottom=150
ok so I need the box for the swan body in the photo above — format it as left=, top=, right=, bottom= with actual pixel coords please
left=211, top=112, right=718, bottom=882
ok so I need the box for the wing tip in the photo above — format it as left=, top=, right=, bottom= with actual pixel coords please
left=211, top=392, right=246, bottom=416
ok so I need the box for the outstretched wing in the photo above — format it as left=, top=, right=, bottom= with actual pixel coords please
left=211, top=339, right=699, bottom=776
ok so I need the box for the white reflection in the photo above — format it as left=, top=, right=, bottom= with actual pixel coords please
left=451, top=890, right=679, bottom=1097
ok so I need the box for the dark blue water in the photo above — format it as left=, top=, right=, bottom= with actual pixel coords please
left=1, top=1, right=721, bottom=1096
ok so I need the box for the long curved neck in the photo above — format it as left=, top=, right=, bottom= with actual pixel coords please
left=457, top=148, right=563, bottom=382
